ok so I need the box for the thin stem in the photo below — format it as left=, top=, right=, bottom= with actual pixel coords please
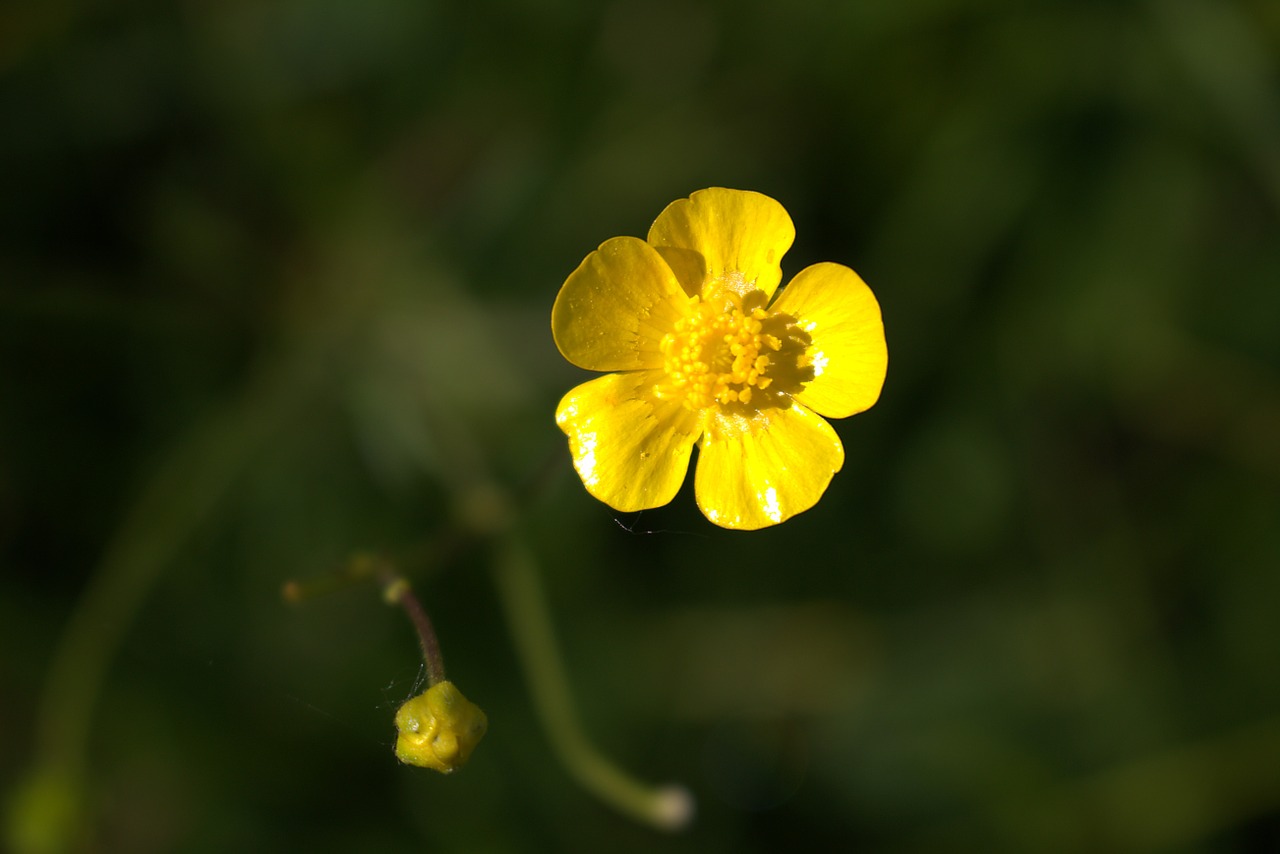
left=282, top=554, right=381, bottom=603
left=12, top=344, right=316, bottom=854
left=284, top=553, right=449, bottom=686
left=492, top=536, right=693, bottom=832
left=380, top=567, right=446, bottom=687
left=282, top=526, right=473, bottom=604
left=280, top=451, right=560, bottom=606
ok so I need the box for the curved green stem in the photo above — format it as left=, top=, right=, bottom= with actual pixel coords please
left=6, top=361, right=304, bottom=854
left=491, top=537, right=693, bottom=831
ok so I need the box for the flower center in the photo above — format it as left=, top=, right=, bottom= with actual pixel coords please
left=656, top=290, right=812, bottom=413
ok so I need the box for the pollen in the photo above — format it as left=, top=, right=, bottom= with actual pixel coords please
left=656, top=293, right=795, bottom=412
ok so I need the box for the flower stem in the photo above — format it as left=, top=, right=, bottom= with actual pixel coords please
left=492, top=537, right=693, bottom=831
left=382, top=571, right=446, bottom=687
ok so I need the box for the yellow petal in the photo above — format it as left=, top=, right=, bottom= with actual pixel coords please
left=770, top=262, right=887, bottom=419
left=556, top=371, right=702, bottom=512
left=647, top=188, right=795, bottom=301
left=552, top=237, right=689, bottom=372
left=694, top=403, right=844, bottom=530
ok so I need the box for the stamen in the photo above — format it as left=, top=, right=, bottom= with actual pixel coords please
left=654, top=291, right=801, bottom=413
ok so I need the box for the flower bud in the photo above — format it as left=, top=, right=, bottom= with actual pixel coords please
left=394, top=681, right=487, bottom=773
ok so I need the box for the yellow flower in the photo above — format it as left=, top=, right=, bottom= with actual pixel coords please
left=552, top=188, right=887, bottom=530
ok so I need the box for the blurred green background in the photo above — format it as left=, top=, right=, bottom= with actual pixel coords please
left=3, top=0, right=1280, bottom=851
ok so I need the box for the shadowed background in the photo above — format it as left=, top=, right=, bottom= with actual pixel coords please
left=3, top=0, right=1279, bottom=851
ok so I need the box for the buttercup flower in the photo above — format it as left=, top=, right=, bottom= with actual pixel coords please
left=552, top=188, right=887, bottom=530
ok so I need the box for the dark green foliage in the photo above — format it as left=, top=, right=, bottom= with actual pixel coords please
left=3, top=1, right=1278, bottom=851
